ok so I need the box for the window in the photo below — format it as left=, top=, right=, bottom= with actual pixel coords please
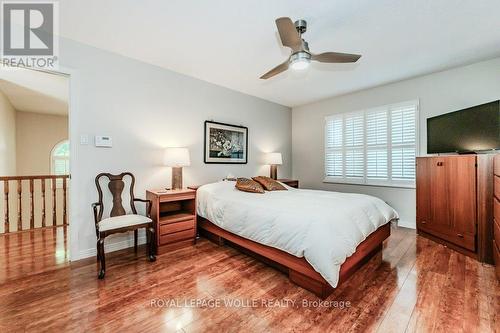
left=325, top=100, right=418, bottom=187
left=51, top=140, right=70, bottom=187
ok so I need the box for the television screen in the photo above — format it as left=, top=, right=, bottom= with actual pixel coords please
left=427, top=100, right=500, bottom=154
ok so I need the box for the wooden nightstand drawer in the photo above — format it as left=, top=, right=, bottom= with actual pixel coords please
left=160, top=219, right=195, bottom=235
left=160, top=229, right=196, bottom=245
left=159, top=211, right=194, bottom=225
left=160, top=192, right=195, bottom=202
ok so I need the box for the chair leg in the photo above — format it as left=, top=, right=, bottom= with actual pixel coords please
left=98, top=238, right=106, bottom=279
left=134, top=229, right=138, bottom=253
left=148, top=227, right=156, bottom=262
left=96, top=240, right=101, bottom=261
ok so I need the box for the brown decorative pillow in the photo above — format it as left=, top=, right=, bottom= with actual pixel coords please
left=235, top=178, right=265, bottom=193
left=252, top=176, right=287, bottom=191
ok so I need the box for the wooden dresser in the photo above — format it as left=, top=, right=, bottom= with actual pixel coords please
left=493, top=155, right=500, bottom=278
left=416, top=155, right=494, bottom=263
left=146, top=189, right=196, bottom=254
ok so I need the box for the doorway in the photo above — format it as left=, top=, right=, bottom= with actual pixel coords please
left=0, top=66, right=71, bottom=281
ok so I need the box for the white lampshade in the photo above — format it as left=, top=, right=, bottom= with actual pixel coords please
left=163, top=147, right=190, bottom=167
left=263, top=152, right=282, bottom=165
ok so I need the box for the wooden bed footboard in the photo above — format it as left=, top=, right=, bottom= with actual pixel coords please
left=197, top=217, right=391, bottom=298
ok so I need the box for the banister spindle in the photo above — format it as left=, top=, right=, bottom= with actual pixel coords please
left=17, top=179, right=22, bottom=231
left=29, top=179, right=34, bottom=229
left=3, top=181, right=9, bottom=233
left=41, top=179, right=46, bottom=228
left=52, top=178, right=57, bottom=226
left=62, top=177, right=67, bottom=225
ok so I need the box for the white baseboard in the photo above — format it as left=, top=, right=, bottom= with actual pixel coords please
left=76, top=235, right=147, bottom=260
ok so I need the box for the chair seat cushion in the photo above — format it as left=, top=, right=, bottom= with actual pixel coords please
left=98, top=214, right=152, bottom=231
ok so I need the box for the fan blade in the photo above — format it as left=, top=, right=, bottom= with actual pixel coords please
left=260, top=60, right=289, bottom=79
left=275, top=17, right=302, bottom=51
left=311, top=52, right=361, bottom=63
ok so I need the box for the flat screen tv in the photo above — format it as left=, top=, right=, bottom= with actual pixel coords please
left=427, top=100, right=500, bottom=154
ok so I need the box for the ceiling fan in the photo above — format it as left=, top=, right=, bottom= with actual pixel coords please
left=260, top=17, right=361, bottom=79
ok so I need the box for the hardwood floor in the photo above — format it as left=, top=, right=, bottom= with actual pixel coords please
left=0, top=226, right=68, bottom=284
left=0, top=225, right=498, bottom=332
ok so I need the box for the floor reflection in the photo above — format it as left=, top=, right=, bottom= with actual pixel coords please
left=0, top=226, right=69, bottom=283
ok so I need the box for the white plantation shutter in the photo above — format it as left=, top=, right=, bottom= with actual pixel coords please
left=325, top=116, right=343, bottom=177
left=324, top=100, right=418, bottom=187
left=366, top=149, right=388, bottom=179
left=344, top=113, right=363, bottom=146
left=391, top=103, right=417, bottom=181
left=345, top=149, right=364, bottom=178
left=344, top=113, right=364, bottom=180
left=366, top=108, right=388, bottom=180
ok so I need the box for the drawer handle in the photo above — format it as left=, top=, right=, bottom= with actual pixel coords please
left=437, top=162, right=443, bottom=166
left=457, top=233, right=464, bottom=238
left=421, top=221, right=426, bottom=224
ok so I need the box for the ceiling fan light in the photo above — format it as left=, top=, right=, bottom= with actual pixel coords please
left=290, top=52, right=311, bottom=71
left=291, top=59, right=309, bottom=70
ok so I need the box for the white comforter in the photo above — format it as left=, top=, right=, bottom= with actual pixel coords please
left=196, top=181, right=398, bottom=287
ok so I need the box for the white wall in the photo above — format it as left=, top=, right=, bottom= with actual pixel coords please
left=13, top=112, right=69, bottom=231
left=292, top=57, right=500, bottom=228
left=0, top=90, right=16, bottom=176
left=58, top=39, right=291, bottom=260
left=16, top=112, right=68, bottom=175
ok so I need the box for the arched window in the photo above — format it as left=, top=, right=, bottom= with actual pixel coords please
left=51, top=140, right=70, bottom=187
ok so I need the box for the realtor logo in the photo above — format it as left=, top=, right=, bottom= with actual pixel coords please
left=1, top=1, right=59, bottom=68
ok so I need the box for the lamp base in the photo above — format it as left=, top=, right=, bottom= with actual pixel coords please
left=270, top=165, right=278, bottom=180
left=171, top=167, right=183, bottom=190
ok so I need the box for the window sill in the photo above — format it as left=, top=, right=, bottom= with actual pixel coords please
left=323, top=178, right=415, bottom=189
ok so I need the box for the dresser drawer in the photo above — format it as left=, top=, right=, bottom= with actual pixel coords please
left=495, top=197, right=500, bottom=226
left=418, top=221, right=475, bottom=251
left=494, top=218, right=500, bottom=250
left=159, top=219, right=195, bottom=235
left=159, top=229, right=195, bottom=245
left=494, top=240, right=500, bottom=280
left=494, top=154, right=500, bottom=176
left=495, top=176, right=500, bottom=200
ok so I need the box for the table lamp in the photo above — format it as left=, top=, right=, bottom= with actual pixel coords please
left=264, top=152, right=282, bottom=180
left=163, top=147, right=190, bottom=190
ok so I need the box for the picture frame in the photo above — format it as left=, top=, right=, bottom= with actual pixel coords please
left=204, top=120, right=248, bottom=164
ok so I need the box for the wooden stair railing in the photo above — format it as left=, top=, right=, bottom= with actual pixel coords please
left=0, top=175, right=69, bottom=233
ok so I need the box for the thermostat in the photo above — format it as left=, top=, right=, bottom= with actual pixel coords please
left=95, top=136, right=113, bottom=147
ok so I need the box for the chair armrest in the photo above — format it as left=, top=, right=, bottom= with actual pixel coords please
left=91, top=202, right=102, bottom=224
left=134, top=198, right=152, bottom=217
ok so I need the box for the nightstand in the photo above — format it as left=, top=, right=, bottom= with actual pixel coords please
left=278, top=179, right=299, bottom=188
left=146, top=188, right=196, bottom=254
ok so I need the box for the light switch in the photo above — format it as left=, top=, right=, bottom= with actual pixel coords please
left=95, top=135, right=112, bottom=147
left=80, top=135, right=89, bottom=145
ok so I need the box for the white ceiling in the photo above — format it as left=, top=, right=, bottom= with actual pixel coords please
left=0, top=68, right=68, bottom=115
left=59, top=0, right=500, bottom=107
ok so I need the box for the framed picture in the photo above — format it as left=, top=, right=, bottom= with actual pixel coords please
left=204, top=120, right=248, bottom=164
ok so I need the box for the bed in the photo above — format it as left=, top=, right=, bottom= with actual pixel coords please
left=196, top=181, right=398, bottom=298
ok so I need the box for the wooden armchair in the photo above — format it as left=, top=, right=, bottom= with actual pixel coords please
left=92, top=172, right=156, bottom=279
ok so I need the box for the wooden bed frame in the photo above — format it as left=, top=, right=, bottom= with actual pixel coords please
left=198, top=216, right=391, bottom=298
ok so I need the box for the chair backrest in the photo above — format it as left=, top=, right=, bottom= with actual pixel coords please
left=94, top=172, right=138, bottom=223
